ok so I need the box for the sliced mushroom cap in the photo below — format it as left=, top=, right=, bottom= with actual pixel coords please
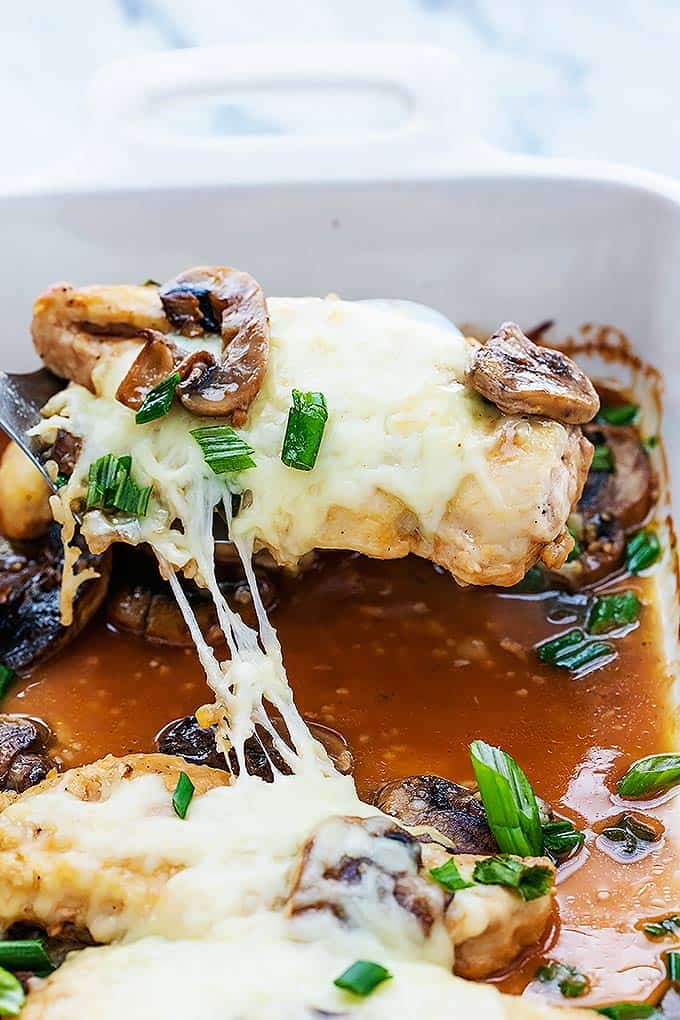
left=555, top=423, right=652, bottom=586
left=0, top=716, right=56, bottom=793
left=160, top=266, right=270, bottom=420
left=374, top=775, right=497, bottom=854
left=466, top=322, right=600, bottom=425
left=0, top=525, right=111, bottom=673
left=156, top=714, right=352, bottom=779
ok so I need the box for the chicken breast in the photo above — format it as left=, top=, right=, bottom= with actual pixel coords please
left=31, top=279, right=594, bottom=586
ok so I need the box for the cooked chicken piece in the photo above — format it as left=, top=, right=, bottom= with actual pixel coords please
left=289, top=815, right=554, bottom=979
left=0, top=442, right=52, bottom=540
left=556, top=423, right=652, bottom=586
left=0, top=525, right=111, bottom=674
left=20, top=932, right=586, bottom=1020
left=374, top=775, right=497, bottom=854
left=31, top=283, right=165, bottom=389
left=421, top=843, right=555, bottom=981
left=466, top=323, right=599, bottom=425
left=33, top=285, right=593, bottom=585
left=0, top=754, right=230, bottom=941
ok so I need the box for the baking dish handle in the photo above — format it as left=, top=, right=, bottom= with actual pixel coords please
left=86, top=43, right=499, bottom=186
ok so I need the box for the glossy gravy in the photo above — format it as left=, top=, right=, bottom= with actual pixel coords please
left=6, top=549, right=677, bottom=1007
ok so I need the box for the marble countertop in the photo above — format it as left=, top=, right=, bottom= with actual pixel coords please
left=3, top=0, right=680, bottom=188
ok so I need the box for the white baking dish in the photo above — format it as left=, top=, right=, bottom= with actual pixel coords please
left=2, top=42, right=680, bottom=665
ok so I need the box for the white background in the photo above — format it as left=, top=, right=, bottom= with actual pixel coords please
left=3, top=0, right=680, bottom=186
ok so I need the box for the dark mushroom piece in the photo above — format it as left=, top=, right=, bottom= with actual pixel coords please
left=555, top=423, right=653, bottom=586
left=0, top=715, right=56, bottom=793
left=0, top=524, right=111, bottom=674
left=107, top=569, right=279, bottom=646
left=156, top=715, right=353, bottom=780
left=374, top=774, right=498, bottom=854
left=466, top=322, right=600, bottom=425
left=160, top=267, right=270, bottom=421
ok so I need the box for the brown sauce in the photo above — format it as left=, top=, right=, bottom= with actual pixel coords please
left=5, top=550, right=677, bottom=1007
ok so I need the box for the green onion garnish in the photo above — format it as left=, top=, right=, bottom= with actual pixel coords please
left=642, top=436, right=658, bottom=452
left=542, top=819, right=585, bottom=863
left=142, top=279, right=160, bottom=287
left=566, top=527, right=582, bottom=562
left=333, top=960, right=392, bottom=997
left=281, top=389, right=328, bottom=471
left=470, top=740, right=542, bottom=857
left=85, top=454, right=151, bottom=517
left=429, top=857, right=474, bottom=893
left=617, top=754, right=680, bottom=798
left=172, top=771, right=195, bottom=819
left=537, top=960, right=590, bottom=998
left=596, top=1004, right=658, bottom=1019
left=538, top=629, right=613, bottom=671
left=0, top=940, right=53, bottom=973
left=642, top=915, right=680, bottom=940
left=591, top=444, right=614, bottom=472
left=0, top=968, right=24, bottom=1017
left=626, top=529, right=661, bottom=574
left=587, top=592, right=641, bottom=634
left=135, top=371, right=181, bottom=425
left=666, top=951, right=680, bottom=983
left=55, top=473, right=69, bottom=489
left=597, top=404, right=639, bottom=426
left=472, top=855, right=553, bottom=901
left=191, top=426, right=255, bottom=475
left=0, top=664, right=15, bottom=700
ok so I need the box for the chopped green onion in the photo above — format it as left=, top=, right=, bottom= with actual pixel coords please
left=142, top=279, right=160, bottom=287
left=666, top=951, right=680, bottom=983
left=0, top=664, right=15, bottom=700
left=281, top=389, right=328, bottom=471
left=597, top=404, right=639, bottom=426
left=172, top=771, right=194, bottom=819
left=470, top=740, right=542, bottom=857
left=596, top=1005, right=659, bottom=1019
left=510, top=564, right=547, bottom=594
left=542, top=819, right=585, bottom=863
left=429, top=857, right=474, bottom=893
left=0, top=940, right=53, bottom=973
left=86, top=453, right=120, bottom=509
left=191, top=426, right=255, bottom=475
left=626, top=529, right=661, bottom=574
left=538, top=629, right=613, bottom=671
left=472, top=855, right=553, bottom=901
left=591, top=444, right=614, bottom=472
left=538, top=629, right=584, bottom=664
left=55, top=473, right=69, bottom=489
left=537, top=960, right=590, bottom=998
left=333, top=960, right=392, bottom=997
left=642, top=915, right=680, bottom=940
left=617, top=754, right=680, bottom=798
left=0, top=968, right=23, bottom=1017
left=587, top=591, right=641, bottom=634
left=85, top=454, right=150, bottom=517
left=135, top=371, right=181, bottom=425
left=642, top=436, right=658, bottom=452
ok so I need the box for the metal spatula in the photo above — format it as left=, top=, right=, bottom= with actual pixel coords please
left=0, top=368, right=64, bottom=491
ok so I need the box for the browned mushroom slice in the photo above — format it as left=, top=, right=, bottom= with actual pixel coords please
left=115, top=330, right=179, bottom=410
left=288, top=815, right=446, bottom=946
left=160, top=266, right=270, bottom=420
left=374, top=775, right=497, bottom=854
left=0, top=716, right=56, bottom=793
left=0, top=525, right=111, bottom=673
left=466, top=322, right=600, bottom=425
left=556, top=423, right=653, bottom=586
